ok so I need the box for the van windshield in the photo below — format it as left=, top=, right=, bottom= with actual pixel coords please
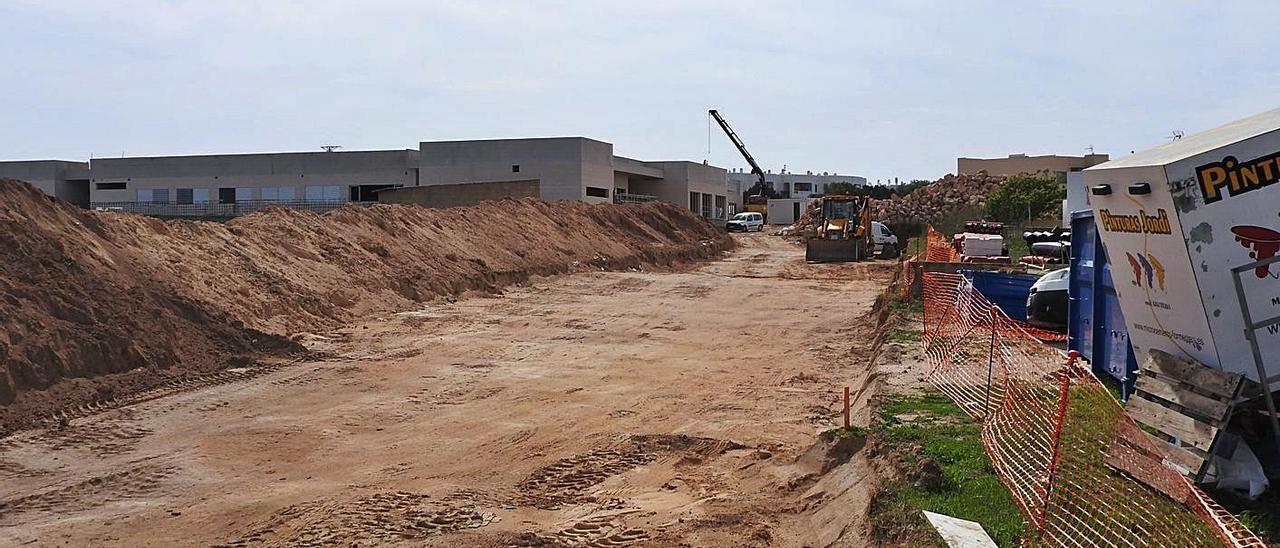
left=731, top=213, right=752, bottom=220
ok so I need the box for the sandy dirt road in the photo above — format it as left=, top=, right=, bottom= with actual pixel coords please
left=0, top=233, right=895, bottom=547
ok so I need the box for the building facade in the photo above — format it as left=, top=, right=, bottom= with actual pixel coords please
left=725, top=169, right=867, bottom=200
left=419, top=137, right=728, bottom=218
left=957, top=153, right=1110, bottom=178
left=0, top=160, right=90, bottom=207
left=1, top=137, right=730, bottom=221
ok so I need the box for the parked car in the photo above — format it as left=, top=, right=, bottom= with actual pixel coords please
left=872, top=221, right=900, bottom=258
left=1026, top=268, right=1069, bottom=329
left=726, top=212, right=764, bottom=232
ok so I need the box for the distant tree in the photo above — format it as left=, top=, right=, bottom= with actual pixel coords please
left=827, top=179, right=932, bottom=200
left=824, top=181, right=859, bottom=195
left=985, top=172, right=1065, bottom=223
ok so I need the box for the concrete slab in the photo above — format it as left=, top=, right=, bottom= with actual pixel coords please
left=922, top=511, right=998, bottom=548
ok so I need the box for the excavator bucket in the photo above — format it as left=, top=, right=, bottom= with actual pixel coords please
left=806, top=237, right=866, bottom=263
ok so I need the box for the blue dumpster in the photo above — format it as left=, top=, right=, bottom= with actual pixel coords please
left=961, top=270, right=1039, bottom=322
left=1068, top=210, right=1138, bottom=398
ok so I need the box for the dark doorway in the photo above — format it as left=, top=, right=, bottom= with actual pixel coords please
left=793, top=202, right=801, bottom=222
left=350, top=184, right=400, bottom=202
left=218, top=188, right=236, bottom=204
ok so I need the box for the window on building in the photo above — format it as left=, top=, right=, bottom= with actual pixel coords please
left=235, top=187, right=254, bottom=202
left=689, top=192, right=699, bottom=210
left=615, top=187, right=627, bottom=196
left=176, top=188, right=194, bottom=204
left=261, top=187, right=279, bottom=202
left=794, top=182, right=813, bottom=192
left=218, top=188, right=237, bottom=204
left=305, top=185, right=342, bottom=201
left=585, top=186, right=609, bottom=198
left=135, top=189, right=168, bottom=203
left=512, top=164, right=520, bottom=173
left=96, top=182, right=126, bottom=190
left=193, top=188, right=211, bottom=203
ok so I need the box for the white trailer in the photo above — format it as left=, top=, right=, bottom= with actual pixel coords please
left=1085, top=109, right=1280, bottom=453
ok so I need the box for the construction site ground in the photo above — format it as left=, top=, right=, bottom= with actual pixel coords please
left=0, top=233, right=900, bottom=547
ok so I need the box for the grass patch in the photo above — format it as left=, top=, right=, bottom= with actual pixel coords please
left=888, top=294, right=924, bottom=316
left=886, top=328, right=922, bottom=344
left=872, top=392, right=1029, bottom=546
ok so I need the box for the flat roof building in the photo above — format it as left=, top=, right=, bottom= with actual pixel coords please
left=0, top=160, right=90, bottom=207
left=725, top=170, right=867, bottom=203
left=1, top=136, right=731, bottom=221
left=957, top=153, right=1110, bottom=178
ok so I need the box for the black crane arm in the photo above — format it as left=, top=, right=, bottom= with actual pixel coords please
left=709, top=109, right=767, bottom=194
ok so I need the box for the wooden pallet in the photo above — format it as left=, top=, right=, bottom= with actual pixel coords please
left=1116, top=349, right=1244, bottom=480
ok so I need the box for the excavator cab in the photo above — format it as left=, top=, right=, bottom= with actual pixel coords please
left=805, top=195, right=872, bottom=263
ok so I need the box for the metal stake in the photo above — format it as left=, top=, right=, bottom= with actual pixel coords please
left=1231, top=262, right=1280, bottom=443
left=984, top=307, right=998, bottom=418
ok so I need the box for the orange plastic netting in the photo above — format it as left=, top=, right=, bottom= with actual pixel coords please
left=921, top=271, right=1264, bottom=547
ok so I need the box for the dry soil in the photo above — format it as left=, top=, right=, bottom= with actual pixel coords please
left=0, top=233, right=895, bottom=547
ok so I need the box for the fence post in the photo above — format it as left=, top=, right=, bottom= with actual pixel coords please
left=1038, top=350, right=1080, bottom=534
left=983, top=307, right=998, bottom=418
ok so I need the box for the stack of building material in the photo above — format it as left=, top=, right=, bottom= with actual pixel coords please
left=958, top=233, right=1004, bottom=257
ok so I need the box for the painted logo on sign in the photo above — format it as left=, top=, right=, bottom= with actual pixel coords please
left=1231, top=225, right=1280, bottom=279
left=1124, top=252, right=1166, bottom=290
left=1196, top=152, right=1280, bottom=204
left=1098, top=209, right=1172, bottom=235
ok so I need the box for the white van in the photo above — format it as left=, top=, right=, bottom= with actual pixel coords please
left=726, top=212, right=765, bottom=232
left=871, top=222, right=900, bottom=258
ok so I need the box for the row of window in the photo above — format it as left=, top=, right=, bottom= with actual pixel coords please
left=103, top=185, right=348, bottom=204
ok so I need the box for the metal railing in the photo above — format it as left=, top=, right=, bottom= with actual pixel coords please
left=90, top=199, right=368, bottom=219
left=613, top=192, right=659, bottom=204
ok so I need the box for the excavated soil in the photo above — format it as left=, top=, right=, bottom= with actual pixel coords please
left=0, top=179, right=731, bottom=433
left=0, top=232, right=899, bottom=547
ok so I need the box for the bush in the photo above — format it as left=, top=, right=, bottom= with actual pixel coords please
left=985, top=172, right=1064, bottom=223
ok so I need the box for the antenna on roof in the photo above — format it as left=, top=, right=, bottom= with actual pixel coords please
left=321, top=145, right=343, bottom=152
left=1168, top=130, right=1184, bottom=142
left=1085, top=144, right=1094, bottom=154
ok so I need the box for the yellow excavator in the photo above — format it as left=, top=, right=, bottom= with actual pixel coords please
left=805, top=195, right=873, bottom=263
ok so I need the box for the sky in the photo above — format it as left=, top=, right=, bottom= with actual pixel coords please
left=2, top=1, right=1279, bottom=184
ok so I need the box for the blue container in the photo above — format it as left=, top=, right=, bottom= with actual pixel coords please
left=1068, top=210, right=1138, bottom=398
left=961, top=270, right=1040, bottom=322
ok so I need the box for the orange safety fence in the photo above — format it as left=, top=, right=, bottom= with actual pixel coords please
left=905, top=225, right=1065, bottom=341
left=921, top=271, right=1264, bottom=547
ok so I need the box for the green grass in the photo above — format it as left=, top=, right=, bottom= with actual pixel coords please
left=872, top=392, right=1029, bottom=546
left=886, top=328, right=922, bottom=344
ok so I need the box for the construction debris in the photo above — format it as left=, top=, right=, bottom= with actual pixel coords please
left=872, top=172, right=1005, bottom=226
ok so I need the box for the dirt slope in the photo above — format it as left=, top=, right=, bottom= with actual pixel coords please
left=0, top=179, right=731, bottom=429
left=0, top=181, right=291, bottom=411
left=0, top=233, right=895, bottom=547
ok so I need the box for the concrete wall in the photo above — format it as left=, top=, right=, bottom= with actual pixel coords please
left=0, top=160, right=90, bottom=206
left=957, top=153, right=1109, bottom=177
left=89, top=150, right=418, bottom=204
left=378, top=179, right=540, bottom=208
left=649, top=161, right=728, bottom=220
left=419, top=138, right=603, bottom=202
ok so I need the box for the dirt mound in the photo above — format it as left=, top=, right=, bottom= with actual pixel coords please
left=0, top=179, right=730, bottom=429
left=0, top=180, right=295, bottom=421
left=872, top=172, right=1005, bottom=225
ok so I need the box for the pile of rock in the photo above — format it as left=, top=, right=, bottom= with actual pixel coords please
left=872, top=172, right=1005, bottom=226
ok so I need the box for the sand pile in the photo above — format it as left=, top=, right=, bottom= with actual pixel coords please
left=0, top=179, right=730, bottom=426
left=0, top=181, right=294, bottom=414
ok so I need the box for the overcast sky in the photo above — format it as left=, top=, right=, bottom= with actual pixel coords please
left=3, top=1, right=1278, bottom=183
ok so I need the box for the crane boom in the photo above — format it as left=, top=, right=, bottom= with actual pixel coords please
left=708, top=109, right=767, bottom=195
